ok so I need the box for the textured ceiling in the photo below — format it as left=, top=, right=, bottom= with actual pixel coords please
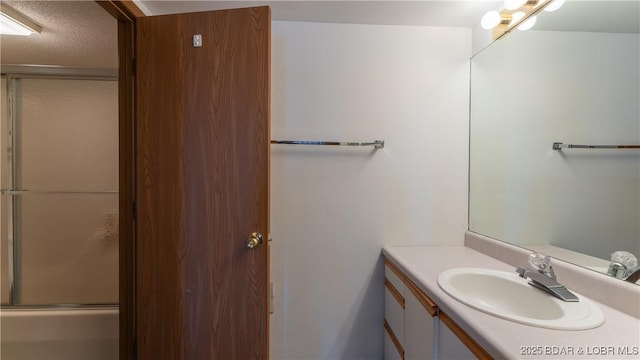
left=1, top=1, right=117, bottom=69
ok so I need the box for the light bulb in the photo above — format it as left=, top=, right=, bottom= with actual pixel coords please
left=517, top=15, right=537, bottom=30
left=481, top=10, right=502, bottom=30
left=544, top=0, right=566, bottom=12
left=0, top=13, right=32, bottom=36
left=510, top=11, right=525, bottom=25
left=504, top=0, right=527, bottom=10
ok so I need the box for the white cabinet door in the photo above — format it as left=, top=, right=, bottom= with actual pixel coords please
left=384, top=263, right=405, bottom=359
left=384, top=258, right=491, bottom=360
left=385, top=285, right=405, bottom=348
left=404, top=290, right=435, bottom=360
left=438, top=318, right=476, bottom=360
left=384, top=328, right=403, bottom=360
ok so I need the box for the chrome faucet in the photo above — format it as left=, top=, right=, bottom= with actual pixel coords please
left=516, top=252, right=579, bottom=302
left=607, top=251, right=640, bottom=283
left=622, top=266, right=640, bottom=283
left=608, top=263, right=640, bottom=283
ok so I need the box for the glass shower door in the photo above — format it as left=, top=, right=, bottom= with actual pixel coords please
left=1, top=75, right=118, bottom=306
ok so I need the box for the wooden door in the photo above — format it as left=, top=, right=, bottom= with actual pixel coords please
left=135, top=6, right=270, bottom=359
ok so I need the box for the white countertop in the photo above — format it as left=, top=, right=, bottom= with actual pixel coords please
left=383, top=246, right=640, bottom=359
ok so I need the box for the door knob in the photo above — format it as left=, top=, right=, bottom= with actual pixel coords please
left=246, top=232, right=263, bottom=249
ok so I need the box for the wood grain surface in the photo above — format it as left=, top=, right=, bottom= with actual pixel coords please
left=136, top=6, right=270, bottom=359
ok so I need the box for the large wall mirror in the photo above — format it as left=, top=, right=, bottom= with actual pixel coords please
left=469, top=0, right=639, bottom=283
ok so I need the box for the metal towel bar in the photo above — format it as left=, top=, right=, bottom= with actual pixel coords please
left=553, top=142, right=640, bottom=150
left=271, top=140, right=384, bottom=149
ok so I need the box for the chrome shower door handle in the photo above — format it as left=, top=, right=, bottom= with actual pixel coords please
left=246, top=232, right=264, bottom=249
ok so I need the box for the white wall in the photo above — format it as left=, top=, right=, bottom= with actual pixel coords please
left=270, top=21, right=470, bottom=359
left=469, top=30, right=640, bottom=260
left=471, top=23, right=495, bottom=56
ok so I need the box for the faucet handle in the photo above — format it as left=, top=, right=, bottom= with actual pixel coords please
left=528, top=252, right=555, bottom=278
left=611, top=251, right=638, bottom=268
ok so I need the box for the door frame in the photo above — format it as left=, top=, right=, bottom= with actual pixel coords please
left=95, top=1, right=143, bottom=359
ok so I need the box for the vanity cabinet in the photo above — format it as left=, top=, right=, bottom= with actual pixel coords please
left=404, top=277, right=437, bottom=359
left=384, top=258, right=492, bottom=360
left=384, top=258, right=436, bottom=359
left=384, top=260, right=406, bottom=359
left=438, top=312, right=483, bottom=359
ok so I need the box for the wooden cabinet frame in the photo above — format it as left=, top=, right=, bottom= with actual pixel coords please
left=384, top=257, right=494, bottom=360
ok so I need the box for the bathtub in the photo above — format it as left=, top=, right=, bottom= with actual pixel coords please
left=0, top=307, right=118, bottom=360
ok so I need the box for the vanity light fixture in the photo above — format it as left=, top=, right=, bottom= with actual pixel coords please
left=0, top=4, right=42, bottom=36
left=504, top=0, right=528, bottom=11
left=481, top=0, right=565, bottom=40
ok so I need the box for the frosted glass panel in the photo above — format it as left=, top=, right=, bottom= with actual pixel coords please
left=2, top=76, right=118, bottom=306
left=1, top=194, right=10, bottom=305
left=19, top=79, right=118, bottom=191
left=1, top=77, right=8, bottom=189
left=1, top=77, right=9, bottom=304
left=17, top=194, right=118, bottom=305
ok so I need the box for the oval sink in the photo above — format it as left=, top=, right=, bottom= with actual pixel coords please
left=438, top=267, right=604, bottom=330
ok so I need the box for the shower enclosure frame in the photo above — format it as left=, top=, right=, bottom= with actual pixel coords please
left=1, top=65, right=119, bottom=308
left=1, top=2, right=139, bottom=359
